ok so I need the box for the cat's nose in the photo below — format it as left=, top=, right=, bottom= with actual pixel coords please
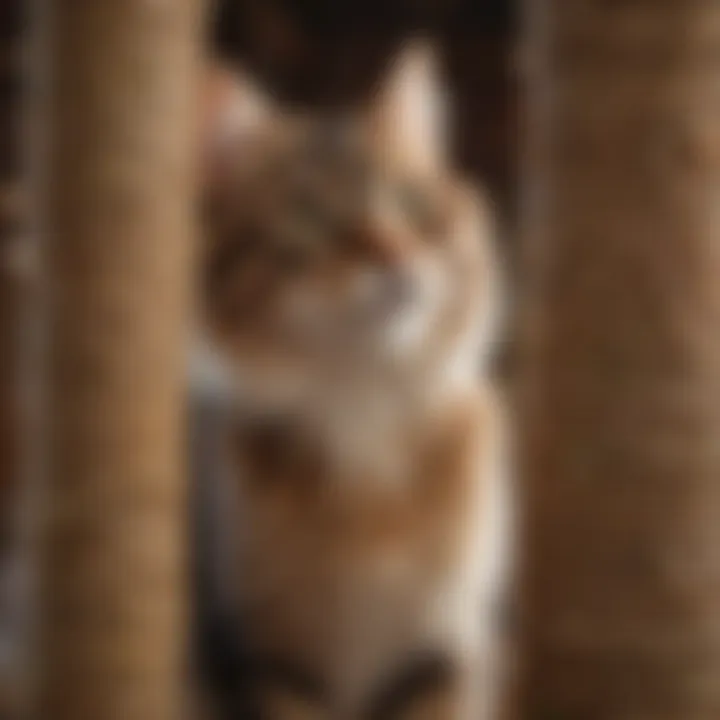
left=349, top=220, right=410, bottom=268
left=367, top=234, right=406, bottom=267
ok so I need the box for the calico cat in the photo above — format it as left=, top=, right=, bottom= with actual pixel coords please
left=195, top=41, right=510, bottom=720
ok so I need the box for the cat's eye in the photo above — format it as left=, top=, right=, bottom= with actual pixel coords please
left=396, top=181, right=447, bottom=238
left=206, top=233, right=253, bottom=286
left=273, top=211, right=325, bottom=273
left=274, top=242, right=311, bottom=274
left=287, top=181, right=331, bottom=233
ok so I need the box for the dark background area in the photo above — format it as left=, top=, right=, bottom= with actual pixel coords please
left=0, top=0, right=517, bottom=218
left=212, top=0, right=517, bottom=213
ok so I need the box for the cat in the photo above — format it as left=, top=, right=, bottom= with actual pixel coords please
left=193, top=40, right=511, bottom=720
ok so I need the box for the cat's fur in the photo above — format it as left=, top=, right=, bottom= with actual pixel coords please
left=195, top=42, right=510, bottom=720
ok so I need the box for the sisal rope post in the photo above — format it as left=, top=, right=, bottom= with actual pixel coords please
left=520, top=1, right=720, bottom=718
left=34, top=1, right=203, bottom=718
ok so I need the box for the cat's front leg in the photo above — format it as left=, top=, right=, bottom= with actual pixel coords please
left=415, top=565, right=506, bottom=720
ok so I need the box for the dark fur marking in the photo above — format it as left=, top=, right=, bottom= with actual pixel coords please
left=367, top=652, right=455, bottom=720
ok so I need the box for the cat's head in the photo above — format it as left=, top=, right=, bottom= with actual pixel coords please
left=197, top=42, right=498, bottom=403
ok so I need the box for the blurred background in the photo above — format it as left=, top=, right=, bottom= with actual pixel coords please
left=3, top=1, right=720, bottom=719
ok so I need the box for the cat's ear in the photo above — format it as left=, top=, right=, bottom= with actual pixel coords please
left=199, top=62, right=274, bottom=189
left=366, top=40, right=448, bottom=175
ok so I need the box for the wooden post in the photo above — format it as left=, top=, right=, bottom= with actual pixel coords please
left=520, top=2, right=720, bottom=718
left=35, top=1, right=202, bottom=718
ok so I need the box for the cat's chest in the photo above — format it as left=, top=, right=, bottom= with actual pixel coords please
left=234, top=450, right=470, bottom=614
left=228, top=401, right=489, bottom=679
left=235, top=479, right=469, bottom=708
left=232, top=409, right=474, bottom=581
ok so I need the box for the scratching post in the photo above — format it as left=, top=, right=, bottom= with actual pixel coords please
left=36, top=1, right=202, bottom=718
left=521, top=2, right=720, bottom=718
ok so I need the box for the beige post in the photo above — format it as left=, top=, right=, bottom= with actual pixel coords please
left=520, top=2, right=720, bottom=718
left=35, top=2, right=203, bottom=718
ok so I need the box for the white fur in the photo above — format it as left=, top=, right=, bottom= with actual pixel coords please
left=425, top=390, right=512, bottom=720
